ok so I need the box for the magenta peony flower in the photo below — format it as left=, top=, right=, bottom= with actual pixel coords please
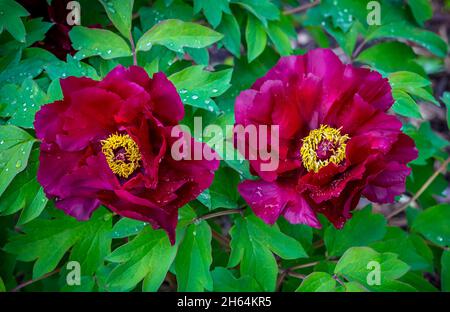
left=234, top=48, right=417, bottom=229
left=35, top=65, right=219, bottom=243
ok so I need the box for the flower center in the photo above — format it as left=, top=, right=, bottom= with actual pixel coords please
left=300, top=124, right=349, bottom=173
left=101, top=133, right=141, bottom=178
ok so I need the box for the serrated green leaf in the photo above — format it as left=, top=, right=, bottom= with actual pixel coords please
left=136, top=19, right=223, bottom=53
left=403, top=122, right=449, bottom=165
left=70, top=26, right=132, bottom=60
left=0, top=149, right=47, bottom=225
left=175, top=221, right=213, bottom=291
left=211, top=267, right=262, bottom=291
left=325, top=207, right=387, bottom=257
left=99, top=0, right=134, bottom=38
left=4, top=209, right=112, bottom=279
left=198, top=166, right=240, bottom=210
left=0, top=0, right=28, bottom=42
left=0, top=78, right=49, bottom=128
left=0, top=125, right=35, bottom=197
left=233, top=0, right=279, bottom=27
left=228, top=214, right=307, bottom=291
left=106, top=227, right=177, bottom=291
left=193, top=0, right=230, bottom=28
left=0, top=48, right=59, bottom=85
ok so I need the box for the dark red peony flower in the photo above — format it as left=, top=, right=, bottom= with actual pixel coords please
left=234, top=48, right=417, bottom=229
left=18, top=0, right=75, bottom=60
left=35, top=65, right=219, bottom=243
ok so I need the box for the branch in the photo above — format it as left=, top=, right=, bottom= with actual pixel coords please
left=192, top=206, right=245, bottom=224
left=12, top=268, right=61, bottom=292
left=388, top=156, right=450, bottom=220
left=283, top=0, right=321, bottom=15
left=130, top=32, right=137, bottom=66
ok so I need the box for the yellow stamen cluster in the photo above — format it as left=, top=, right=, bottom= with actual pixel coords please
left=300, top=124, right=349, bottom=173
left=101, top=133, right=141, bottom=178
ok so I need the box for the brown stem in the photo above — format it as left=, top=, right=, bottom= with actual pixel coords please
left=212, top=229, right=230, bottom=251
left=388, top=157, right=450, bottom=220
left=286, top=271, right=306, bottom=279
left=283, top=0, right=321, bottom=15
left=12, top=268, right=61, bottom=292
left=192, top=207, right=245, bottom=224
left=130, top=32, right=137, bottom=66
left=288, top=261, right=320, bottom=271
left=352, top=39, right=368, bottom=61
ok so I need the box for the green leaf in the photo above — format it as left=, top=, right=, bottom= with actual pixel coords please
left=106, top=227, right=177, bottom=291
left=296, top=272, right=337, bottom=292
left=99, top=0, right=134, bottom=38
left=193, top=0, right=230, bottom=28
left=4, top=209, right=112, bottom=279
left=334, top=247, right=412, bottom=292
left=441, top=251, right=450, bottom=292
left=412, top=204, right=450, bottom=247
left=400, top=272, right=438, bottom=292
left=0, top=0, right=28, bottom=42
left=266, top=21, right=292, bottom=56
left=1, top=18, right=53, bottom=54
left=389, top=71, right=431, bottom=89
left=169, top=65, right=232, bottom=112
left=371, top=229, right=433, bottom=271
left=356, top=42, right=425, bottom=75
left=367, top=22, right=448, bottom=58
left=175, top=221, right=213, bottom=291
left=228, top=214, right=307, bottom=291
left=0, top=125, right=35, bottom=197
left=233, top=0, right=279, bottom=26
left=0, top=149, right=47, bottom=225
left=0, top=78, right=49, bottom=128
left=391, top=90, right=422, bottom=119
left=139, top=0, right=193, bottom=31
left=185, top=47, right=209, bottom=66
left=198, top=166, right=240, bottom=210
left=70, top=212, right=112, bottom=276
left=217, top=13, right=241, bottom=57
left=403, top=122, right=449, bottom=165
left=45, top=55, right=99, bottom=80
left=70, top=26, right=132, bottom=60
left=325, top=207, right=387, bottom=257
left=111, top=217, right=147, bottom=238
left=211, top=267, right=262, bottom=291
left=136, top=19, right=223, bottom=53
left=246, top=15, right=267, bottom=62
left=441, top=92, right=450, bottom=130
left=407, top=0, right=432, bottom=26
left=0, top=276, right=5, bottom=292
left=0, top=48, right=59, bottom=85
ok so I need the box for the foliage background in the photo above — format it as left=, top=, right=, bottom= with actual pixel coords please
left=0, top=0, right=449, bottom=292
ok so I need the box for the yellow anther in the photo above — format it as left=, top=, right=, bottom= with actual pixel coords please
left=101, top=133, right=141, bottom=178
left=300, top=124, right=349, bottom=173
